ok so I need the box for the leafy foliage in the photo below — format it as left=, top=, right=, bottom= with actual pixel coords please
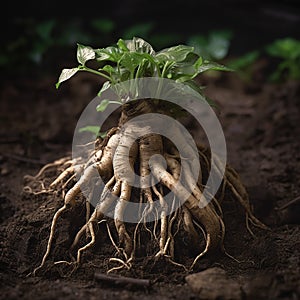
left=56, top=37, right=232, bottom=135
left=56, top=37, right=231, bottom=98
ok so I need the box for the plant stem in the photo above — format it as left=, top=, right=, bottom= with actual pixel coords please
left=83, top=66, right=112, bottom=81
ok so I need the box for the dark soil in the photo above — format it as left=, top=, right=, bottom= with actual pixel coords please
left=1, top=65, right=299, bottom=299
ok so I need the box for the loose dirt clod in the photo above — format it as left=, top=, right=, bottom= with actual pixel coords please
left=185, top=267, right=242, bottom=299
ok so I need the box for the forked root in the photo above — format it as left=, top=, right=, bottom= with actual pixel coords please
left=150, top=158, right=223, bottom=257
left=32, top=205, right=68, bottom=275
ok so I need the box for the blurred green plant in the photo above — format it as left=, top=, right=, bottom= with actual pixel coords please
left=0, top=18, right=116, bottom=72
left=0, top=19, right=57, bottom=67
left=187, top=30, right=233, bottom=60
left=1, top=19, right=235, bottom=75
left=228, top=51, right=260, bottom=71
left=265, top=38, right=300, bottom=81
left=227, top=51, right=260, bottom=82
left=228, top=37, right=300, bottom=82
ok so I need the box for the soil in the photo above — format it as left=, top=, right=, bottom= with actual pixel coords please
left=0, top=63, right=299, bottom=299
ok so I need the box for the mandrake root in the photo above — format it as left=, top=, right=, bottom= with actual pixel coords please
left=28, top=102, right=268, bottom=275
left=30, top=131, right=266, bottom=275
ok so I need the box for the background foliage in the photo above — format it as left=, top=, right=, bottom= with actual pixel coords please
left=1, top=1, right=299, bottom=81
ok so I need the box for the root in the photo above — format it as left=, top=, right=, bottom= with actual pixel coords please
left=33, top=205, right=67, bottom=275
left=150, top=158, right=222, bottom=253
left=24, top=157, right=72, bottom=181
left=152, top=184, right=168, bottom=257
left=29, top=120, right=267, bottom=275
left=114, top=181, right=133, bottom=259
left=50, top=165, right=77, bottom=188
left=76, top=221, right=96, bottom=264
left=182, top=205, right=200, bottom=248
left=225, top=167, right=269, bottom=231
left=70, top=176, right=119, bottom=254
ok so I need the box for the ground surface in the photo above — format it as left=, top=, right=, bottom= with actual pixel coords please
left=0, top=66, right=299, bottom=299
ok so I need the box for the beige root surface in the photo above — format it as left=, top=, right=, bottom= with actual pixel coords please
left=26, top=101, right=267, bottom=275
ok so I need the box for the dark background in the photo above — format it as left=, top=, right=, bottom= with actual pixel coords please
left=1, top=0, right=300, bottom=78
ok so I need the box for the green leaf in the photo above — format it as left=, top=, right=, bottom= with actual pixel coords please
left=55, top=37, right=232, bottom=98
left=79, top=126, right=108, bottom=138
left=175, top=75, right=194, bottom=83
left=96, top=99, right=122, bottom=112
left=79, top=126, right=100, bottom=136
left=117, top=39, right=129, bottom=52
left=98, top=131, right=108, bottom=138
left=182, top=80, right=205, bottom=95
left=119, top=52, right=145, bottom=73
left=56, top=67, right=79, bottom=89
left=96, top=99, right=110, bottom=112
left=195, top=60, right=232, bottom=74
left=101, top=65, right=115, bottom=75
left=95, top=46, right=122, bottom=62
left=170, top=58, right=197, bottom=76
left=194, top=56, right=203, bottom=69
left=77, top=44, right=95, bottom=65
left=125, top=37, right=155, bottom=55
left=118, top=67, right=132, bottom=82
left=97, top=81, right=111, bottom=97
left=156, top=45, right=195, bottom=63
left=136, top=58, right=155, bottom=78
left=228, top=51, right=260, bottom=70
left=174, top=80, right=215, bottom=107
